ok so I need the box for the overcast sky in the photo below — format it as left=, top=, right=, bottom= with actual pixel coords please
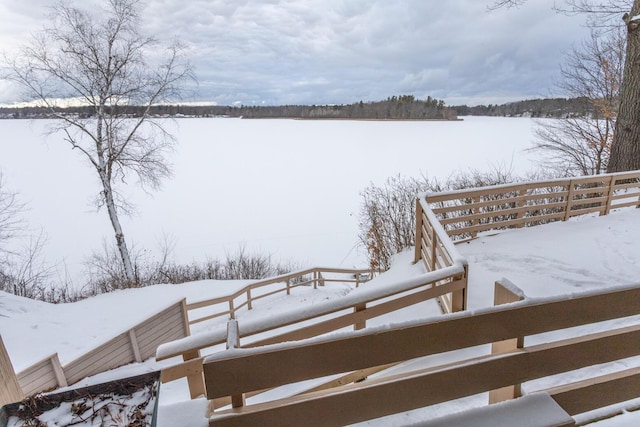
left=0, top=0, right=594, bottom=106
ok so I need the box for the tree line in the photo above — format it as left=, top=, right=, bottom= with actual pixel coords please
left=452, top=97, right=597, bottom=118
left=0, top=95, right=457, bottom=121
left=1, top=96, right=614, bottom=121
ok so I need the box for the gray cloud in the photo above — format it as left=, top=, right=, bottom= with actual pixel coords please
left=0, top=0, right=593, bottom=105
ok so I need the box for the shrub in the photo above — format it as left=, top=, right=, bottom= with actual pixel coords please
left=358, top=166, right=525, bottom=271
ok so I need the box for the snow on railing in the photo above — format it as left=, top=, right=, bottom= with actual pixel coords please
left=420, top=170, right=640, bottom=243
left=158, top=263, right=468, bottom=399
left=204, top=282, right=640, bottom=426
left=185, top=267, right=373, bottom=325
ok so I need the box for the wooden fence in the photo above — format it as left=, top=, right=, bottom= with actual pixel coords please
left=204, top=282, right=640, bottom=426
left=159, top=264, right=467, bottom=398
left=14, top=299, right=189, bottom=397
left=414, top=198, right=468, bottom=313
left=414, top=170, right=640, bottom=311
left=0, top=336, right=23, bottom=407
left=185, top=267, right=372, bottom=326
left=417, top=170, right=640, bottom=244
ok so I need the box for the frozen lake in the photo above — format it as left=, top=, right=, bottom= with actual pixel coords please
left=0, top=116, right=541, bottom=284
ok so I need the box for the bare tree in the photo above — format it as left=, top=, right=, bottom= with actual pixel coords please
left=492, top=0, right=640, bottom=172
left=531, top=29, right=624, bottom=175
left=0, top=172, right=25, bottom=267
left=3, top=0, right=193, bottom=283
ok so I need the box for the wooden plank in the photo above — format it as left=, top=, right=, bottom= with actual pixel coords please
left=134, top=304, right=183, bottom=336
left=64, top=333, right=135, bottom=384
left=17, top=364, right=59, bottom=396
left=204, top=285, right=640, bottom=399
left=162, top=357, right=204, bottom=383
left=190, top=310, right=232, bottom=325
left=611, top=190, right=640, bottom=200
left=489, top=280, right=526, bottom=404
left=547, top=367, right=640, bottom=416
left=447, top=211, right=566, bottom=237
left=425, top=180, right=569, bottom=203
left=210, top=325, right=640, bottom=427
left=612, top=182, right=640, bottom=191
left=187, top=297, right=230, bottom=311
left=438, top=200, right=568, bottom=226
left=49, top=353, right=68, bottom=388
left=566, top=205, right=607, bottom=218
left=244, top=279, right=465, bottom=349
left=414, top=199, right=423, bottom=263
left=611, top=200, right=640, bottom=210
left=136, top=317, right=186, bottom=348
left=431, top=192, right=569, bottom=215
left=0, top=335, right=22, bottom=405
left=129, top=330, right=143, bottom=363
left=137, top=323, right=188, bottom=357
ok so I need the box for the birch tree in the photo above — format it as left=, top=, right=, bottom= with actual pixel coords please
left=3, top=0, right=192, bottom=283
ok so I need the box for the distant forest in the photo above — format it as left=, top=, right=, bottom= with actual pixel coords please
left=452, top=97, right=596, bottom=118
left=0, top=95, right=599, bottom=120
left=0, top=95, right=455, bottom=121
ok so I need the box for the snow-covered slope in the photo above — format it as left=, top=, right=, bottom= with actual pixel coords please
left=2, top=208, right=640, bottom=426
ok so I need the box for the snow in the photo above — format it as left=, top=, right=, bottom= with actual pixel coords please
left=0, top=117, right=541, bottom=284
left=408, top=393, right=573, bottom=427
left=2, top=117, right=640, bottom=425
left=2, top=207, right=640, bottom=425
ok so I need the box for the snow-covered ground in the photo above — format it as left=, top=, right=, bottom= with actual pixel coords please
left=2, top=117, right=639, bottom=424
left=2, top=207, right=640, bottom=426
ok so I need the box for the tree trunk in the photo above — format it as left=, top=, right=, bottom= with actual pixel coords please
left=102, top=177, right=136, bottom=283
left=608, top=0, right=640, bottom=172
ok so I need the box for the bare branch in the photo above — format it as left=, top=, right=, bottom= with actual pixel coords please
left=3, top=0, right=193, bottom=283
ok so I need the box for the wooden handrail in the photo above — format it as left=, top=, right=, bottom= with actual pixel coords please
left=414, top=197, right=468, bottom=312
left=413, top=170, right=640, bottom=312
left=186, top=267, right=373, bottom=324
left=157, top=264, right=465, bottom=362
left=419, top=170, right=640, bottom=243
left=205, top=283, right=640, bottom=426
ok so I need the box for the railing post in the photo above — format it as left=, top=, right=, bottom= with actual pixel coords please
left=226, top=319, right=246, bottom=408
left=246, top=289, right=253, bottom=310
left=414, top=198, right=424, bottom=264
left=515, top=188, right=526, bottom=228
left=354, top=303, right=366, bottom=330
left=313, top=271, right=318, bottom=289
left=229, top=299, right=235, bottom=319
left=286, top=278, right=291, bottom=295
left=603, top=175, right=615, bottom=216
left=355, top=273, right=360, bottom=288
left=448, top=264, right=468, bottom=313
left=471, top=196, right=479, bottom=238
left=489, top=279, right=526, bottom=404
left=181, top=348, right=205, bottom=399
left=564, top=180, right=575, bottom=221
left=0, top=335, right=23, bottom=406
left=430, top=226, right=437, bottom=272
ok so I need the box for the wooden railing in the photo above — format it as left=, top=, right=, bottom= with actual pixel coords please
left=414, top=198, right=468, bottom=313
left=414, top=170, right=640, bottom=311
left=10, top=299, right=190, bottom=397
left=204, top=282, right=640, bottom=426
left=158, top=263, right=467, bottom=398
left=0, top=336, right=23, bottom=406
left=185, top=267, right=372, bottom=325
left=418, top=170, right=640, bottom=244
